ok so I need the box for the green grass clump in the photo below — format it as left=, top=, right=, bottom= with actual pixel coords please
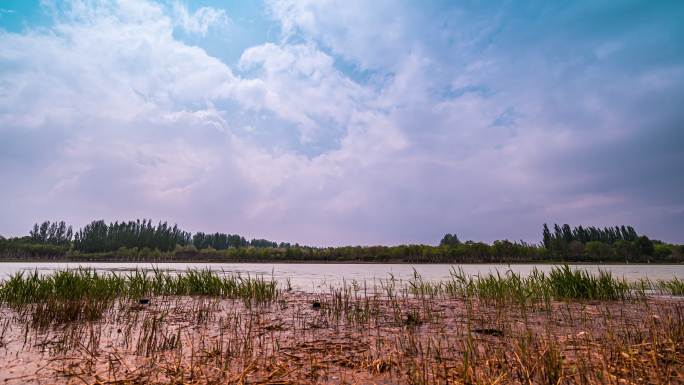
left=126, top=268, right=278, bottom=302
left=546, top=265, right=630, bottom=301
left=440, top=265, right=636, bottom=303
left=442, top=267, right=551, bottom=305
left=0, top=268, right=278, bottom=305
left=0, top=268, right=278, bottom=326
left=657, top=277, right=684, bottom=296
left=0, top=269, right=123, bottom=306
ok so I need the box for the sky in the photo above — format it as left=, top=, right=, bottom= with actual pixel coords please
left=0, top=0, right=683, bottom=246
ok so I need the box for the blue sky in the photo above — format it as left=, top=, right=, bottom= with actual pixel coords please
left=0, top=0, right=682, bottom=245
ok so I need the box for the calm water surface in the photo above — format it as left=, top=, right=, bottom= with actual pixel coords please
left=0, top=262, right=682, bottom=292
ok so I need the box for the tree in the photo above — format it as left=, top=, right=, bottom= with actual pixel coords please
left=614, top=240, right=637, bottom=262
left=635, top=236, right=654, bottom=257
left=543, top=223, right=645, bottom=247
left=584, top=241, right=613, bottom=260
left=561, top=224, right=573, bottom=243
left=30, top=224, right=39, bottom=242
left=542, top=224, right=552, bottom=249
left=440, top=233, right=461, bottom=247
left=73, top=219, right=191, bottom=253
left=26, top=221, right=73, bottom=245
left=569, top=240, right=584, bottom=258
left=653, top=243, right=672, bottom=260
left=38, top=222, right=49, bottom=243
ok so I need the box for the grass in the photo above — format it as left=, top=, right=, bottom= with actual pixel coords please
left=546, top=265, right=631, bottom=300
left=0, top=265, right=679, bottom=311
left=2, top=264, right=670, bottom=310
left=0, top=268, right=277, bottom=304
left=0, top=265, right=682, bottom=384
left=658, top=277, right=684, bottom=296
left=412, top=265, right=648, bottom=304
left=0, top=268, right=277, bottom=326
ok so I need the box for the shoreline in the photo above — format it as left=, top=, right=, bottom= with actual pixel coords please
left=0, top=257, right=682, bottom=265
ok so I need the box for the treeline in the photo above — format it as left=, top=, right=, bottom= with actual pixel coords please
left=540, top=223, right=678, bottom=262
left=0, top=219, right=283, bottom=258
left=63, top=240, right=545, bottom=263
left=0, top=220, right=74, bottom=258
left=192, top=233, right=280, bottom=250
left=73, top=219, right=193, bottom=253
left=29, top=221, right=73, bottom=246
left=0, top=219, right=682, bottom=263
left=543, top=224, right=639, bottom=247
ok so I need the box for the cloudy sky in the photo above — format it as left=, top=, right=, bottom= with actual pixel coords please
left=1, top=0, right=682, bottom=245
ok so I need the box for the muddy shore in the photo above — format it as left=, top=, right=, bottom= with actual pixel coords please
left=1, top=290, right=682, bottom=384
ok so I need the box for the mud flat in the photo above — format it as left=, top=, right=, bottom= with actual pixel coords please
left=0, top=268, right=682, bottom=384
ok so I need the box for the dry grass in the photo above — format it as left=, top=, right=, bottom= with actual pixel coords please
left=0, top=269, right=682, bottom=384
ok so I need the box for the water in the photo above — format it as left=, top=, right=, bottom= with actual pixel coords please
left=0, top=262, right=682, bottom=292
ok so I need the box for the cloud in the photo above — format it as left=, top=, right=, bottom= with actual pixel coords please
left=237, top=42, right=372, bottom=144
left=0, top=0, right=404, bottom=243
left=0, top=0, right=682, bottom=245
left=171, top=1, right=228, bottom=36
left=266, top=0, right=426, bottom=71
left=263, top=0, right=684, bottom=243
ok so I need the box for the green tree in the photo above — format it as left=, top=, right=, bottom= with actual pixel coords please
left=653, top=243, right=672, bottom=260
left=635, top=236, right=654, bottom=257
left=569, top=240, right=584, bottom=258
left=542, top=224, right=552, bottom=249
left=614, top=240, right=637, bottom=262
left=584, top=241, right=614, bottom=260
left=440, top=233, right=461, bottom=247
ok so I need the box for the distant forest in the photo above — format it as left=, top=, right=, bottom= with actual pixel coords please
left=0, top=219, right=682, bottom=263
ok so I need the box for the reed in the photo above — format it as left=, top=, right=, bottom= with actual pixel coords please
left=440, top=265, right=640, bottom=303
left=0, top=268, right=278, bottom=326
left=546, top=265, right=631, bottom=300
left=658, top=277, right=684, bottom=296
left=0, top=268, right=276, bottom=303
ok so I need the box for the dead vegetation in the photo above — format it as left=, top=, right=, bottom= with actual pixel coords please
left=0, top=269, right=682, bottom=384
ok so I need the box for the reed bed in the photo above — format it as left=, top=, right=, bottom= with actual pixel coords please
left=0, top=266, right=682, bottom=384
left=410, top=265, right=684, bottom=305
left=0, top=268, right=277, bottom=326
left=0, top=268, right=277, bottom=303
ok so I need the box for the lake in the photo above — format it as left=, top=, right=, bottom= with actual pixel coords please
left=0, top=262, right=682, bottom=292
